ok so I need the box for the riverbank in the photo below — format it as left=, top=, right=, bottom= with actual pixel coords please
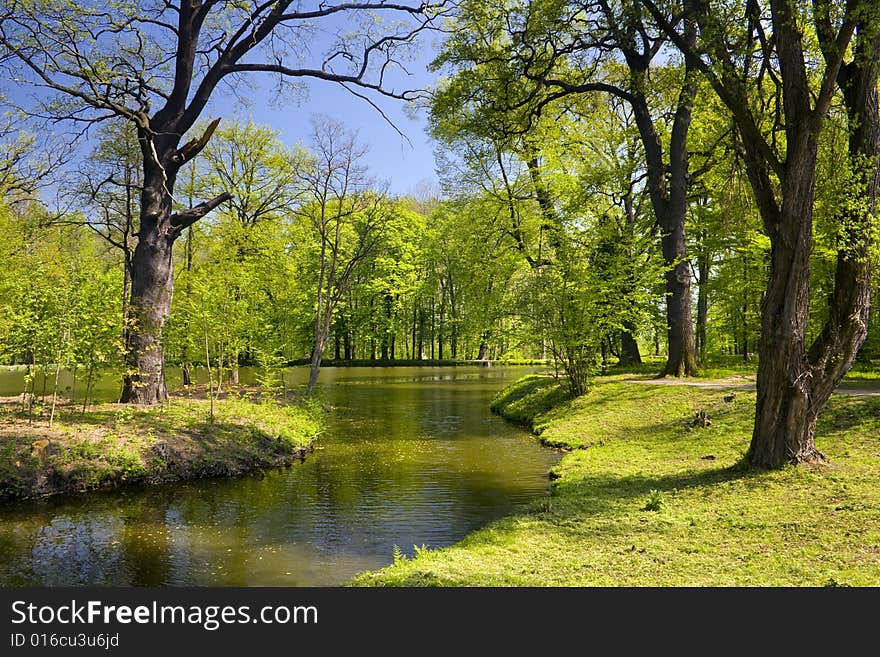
left=351, top=373, right=880, bottom=586
left=283, top=358, right=548, bottom=367
left=0, top=388, right=321, bottom=501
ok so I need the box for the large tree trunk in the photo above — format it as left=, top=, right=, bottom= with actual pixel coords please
left=659, top=217, right=699, bottom=376
left=120, top=171, right=174, bottom=404
left=748, top=16, right=879, bottom=468
left=119, top=125, right=228, bottom=403
left=628, top=51, right=699, bottom=377
left=749, top=180, right=819, bottom=466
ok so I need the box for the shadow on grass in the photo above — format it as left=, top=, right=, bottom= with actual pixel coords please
left=816, top=396, right=880, bottom=434
left=507, top=459, right=763, bottom=538
left=490, top=375, right=571, bottom=426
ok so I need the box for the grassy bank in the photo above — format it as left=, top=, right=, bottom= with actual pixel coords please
left=0, top=388, right=321, bottom=501
left=351, top=373, right=880, bottom=586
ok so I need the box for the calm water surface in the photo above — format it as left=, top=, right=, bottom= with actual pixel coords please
left=0, top=366, right=559, bottom=585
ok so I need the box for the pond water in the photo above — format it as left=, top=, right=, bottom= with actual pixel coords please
left=0, top=365, right=559, bottom=586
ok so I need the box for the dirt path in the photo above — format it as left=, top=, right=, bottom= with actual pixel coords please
left=625, top=376, right=880, bottom=396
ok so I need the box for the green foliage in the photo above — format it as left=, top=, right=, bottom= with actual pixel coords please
left=641, top=489, right=664, bottom=512
left=0, top=203, right=124, bottom=408
left=254, top=349, right=286, bottom=397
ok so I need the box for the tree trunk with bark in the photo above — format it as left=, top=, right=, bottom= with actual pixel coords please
left=749, top=60, right=878, bottom=466
left=740, top=2, right=878, bottom=467
left=626, top=45, right=699, bottom=378
left=307, top=343, right=325, bottom=396
left=120, top=168, right=175, bottom=404
left=695, top=240, right=710, bottom=363
left=477, top=331, right=490, bottom=361
left=749, top=175, right=821, bottom=465
left=343, top=323, right=352, bottom=360
left=119, top=118, right=229, bottom=403
left=619, top=326, right=642, bottom=365
left=659, top=218, right=699, bottom=376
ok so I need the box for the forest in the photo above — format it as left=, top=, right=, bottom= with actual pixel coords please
left=0, top=0, right=878, bottom=498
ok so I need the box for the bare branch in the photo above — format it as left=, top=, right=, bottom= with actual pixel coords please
left=169, top=191, right=232, bottom=233
left=174, top=117, right=221, bottom=166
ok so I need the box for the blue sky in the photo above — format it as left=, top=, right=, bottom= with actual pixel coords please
left=212, top=76, right=439, bottom=198
left=201, top=33, right=444, bottom=198
left=1, top=8, right=446, bottom=200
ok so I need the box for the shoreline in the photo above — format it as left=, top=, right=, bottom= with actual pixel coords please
left=350, top=372, right=880, bottom=586
left=0, top=388, right=320, bottom=502
left=282, top=359, right=547, bottom=368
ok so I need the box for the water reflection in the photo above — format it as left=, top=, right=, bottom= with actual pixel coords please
left=0, top=366, right=559, bottom=586
left=32, top=514, right=126, bottom=585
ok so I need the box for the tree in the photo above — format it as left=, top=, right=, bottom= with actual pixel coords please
left=72, top=120, right=142, bottom=342
left=0, top=204, right=123, bottom=413
left=0, top=0, right=443, bottom=403
left=643, top=0, right=880, bottom=466
left=201, top=120, right=306, bottom=382
left=295, top=118, right=390, bottom=394
left=430, top=0, right=701, bottom=376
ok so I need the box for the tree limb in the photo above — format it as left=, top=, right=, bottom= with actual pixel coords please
left=173, top=117, right=221, bottom=166
left=639, top=0, right=785, bottom=180
left=168, top=191, right=232, bottom=233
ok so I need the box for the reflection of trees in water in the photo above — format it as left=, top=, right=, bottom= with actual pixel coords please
left=162, top=480, right=275, bottom=585
left=165, top=506, right=194, bottom=584
left=0, top=521, right=49, bottom=585
left=31, top=514, right=126, bottom=585
left=119, top=490, right=176, bottom=586
left=22, top=489, right=183, bottom=586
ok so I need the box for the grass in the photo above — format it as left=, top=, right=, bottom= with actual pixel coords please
left=351, top=373, right=880, bottom=586
left=616, top=354, right=880, bottom=383
left=609, top=355, right=757, bottom=380
left=845, top=361, right=880, bottom=381
left=0, top=388, right=321, bottom=500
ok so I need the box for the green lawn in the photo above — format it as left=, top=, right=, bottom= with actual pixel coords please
left=351, top=373, right=880, bottom=586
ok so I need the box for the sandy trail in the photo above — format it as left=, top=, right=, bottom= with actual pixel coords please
left=625, top=376, right=880, bottom=396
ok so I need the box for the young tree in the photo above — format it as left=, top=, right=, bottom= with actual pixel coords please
left=295, top=118, right=390, bottom=394
left=0, top=0, right=443, bottom=403
left=201, top=120, right=306, bottom=382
